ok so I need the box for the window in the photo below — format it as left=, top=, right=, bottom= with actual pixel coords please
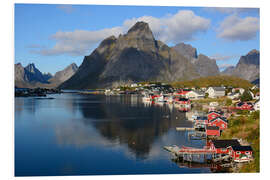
left=222, top=124, right=225, bottom=128
left=245, top=151, right=250, bottom=155
left=236, top=151, right=241, bottom=155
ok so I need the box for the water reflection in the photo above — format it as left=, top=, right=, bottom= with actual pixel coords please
left=74, top=95, right=193, bottom=159
left=15, top=93, right=211, bottom=176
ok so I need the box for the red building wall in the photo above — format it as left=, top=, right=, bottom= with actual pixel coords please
left=206, top=129, right=220, bottom=136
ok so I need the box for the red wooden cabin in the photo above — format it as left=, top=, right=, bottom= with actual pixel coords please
left=176, top=90, right=190, bottom=96
left=195, top=116, right=208, bottom=125
left=227, top=146, right=253, bottom=162
left=208, top=116, right=228, bottom=130
left=209, top=139, right=240, bottom=154
left=207, top=111, right=222, bottom=121
left=175, top=97, right=190, bottom=105
left=206, top=125, right=220, bottom=137
left=236, top=102, right=253, bottom=110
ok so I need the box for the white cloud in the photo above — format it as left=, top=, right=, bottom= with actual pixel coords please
left=217, top=14, right=259, bottom=41
left=218, top=63, right=234, bottom=69
left=32, top=10, right=210, bottom=57
left=34, top=27, right=123, bottom=56
left=123, top=10, right=210, bottom=43
left=210, top=53, right=239, bottom=61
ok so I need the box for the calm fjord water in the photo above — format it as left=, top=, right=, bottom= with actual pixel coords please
left=15, top=93, right=211, bottom=176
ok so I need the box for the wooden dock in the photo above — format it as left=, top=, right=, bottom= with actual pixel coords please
left=164, top=145, right=215, bottom=155
left=176, top=127, right=195, bottom=131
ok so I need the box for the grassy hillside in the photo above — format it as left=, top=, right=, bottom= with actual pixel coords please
left=220, top=111, right=260, bottom=172
left=170, top=75, right=253, bottom=88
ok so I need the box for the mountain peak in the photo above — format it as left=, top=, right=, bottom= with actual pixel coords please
left=25, top=63, right=37, bottom=73
left=248, top=49, right=259, bottom=55
left=127, top=21, right=154, bottom=40
left=128, top=21, right=150, bottom=32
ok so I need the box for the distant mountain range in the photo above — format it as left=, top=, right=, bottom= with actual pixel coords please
left=222, top=49, right=260, bottom=84
left=15, top=21, right=260, bottom=89
left=15, top=63, right=78, bottom=88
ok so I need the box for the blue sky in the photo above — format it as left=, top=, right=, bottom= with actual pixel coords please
left=14, top=4, right=260, bottom=74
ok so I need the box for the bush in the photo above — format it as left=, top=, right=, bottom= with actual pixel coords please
left=225, top=98, right=232, bottom=106
left=240, top=90, right=253, bottom=101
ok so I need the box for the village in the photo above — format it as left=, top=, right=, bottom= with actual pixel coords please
left=103, top=82, right=260, bottom=172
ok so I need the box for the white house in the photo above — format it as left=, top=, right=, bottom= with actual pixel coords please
left=185, top=90, right=205, bottom=100
left=227, top=92, right=240, bottom=100
left=131, top=83, right=138, bottom=87
left=254, top=99, right=260, bottom=111
left=206, top=87, right=226, bottom=98
left=232, top=88, right=245, bottom=95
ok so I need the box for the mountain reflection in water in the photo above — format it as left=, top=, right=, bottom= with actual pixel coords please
left=15, top=93, right=210, bottom=176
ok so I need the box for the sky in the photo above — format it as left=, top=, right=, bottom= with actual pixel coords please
left=14, top=4, right=260, bottom=75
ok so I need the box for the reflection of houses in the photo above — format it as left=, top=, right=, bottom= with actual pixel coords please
left=185, top=90, right=205, bottom=100
left=206, top=87, right=225, bottom=98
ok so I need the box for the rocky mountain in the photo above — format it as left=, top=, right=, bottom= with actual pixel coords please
left=15, top=63, right=49, bottom=88
left=222, top=66, right=235, bottom=75
left=223, top=49, right=260, bottom=82
left=172, top=43, right=220, bottom=77
left=15, top=63, right=78, bottom=88
left=48, top=63, right=78, bottom=87
left=60, top=21, right=200, bottom=89
left=24, top=63, right=48, bottom=83
left=172, top=43, right=197, bottom=60
left=43, top=73, right=53, bottom=81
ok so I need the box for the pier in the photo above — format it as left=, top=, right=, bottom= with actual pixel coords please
left=176, top=127, right=195, bottom=131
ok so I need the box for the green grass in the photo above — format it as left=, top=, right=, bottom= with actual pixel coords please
left=170, top=75, right=253, bottom=89
left=220, top=111, right=260, bottom=172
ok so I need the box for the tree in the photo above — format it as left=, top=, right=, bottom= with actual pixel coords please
left=225, top=98, right=232, bottom=106
left=240, top=90, right=253, bottom=102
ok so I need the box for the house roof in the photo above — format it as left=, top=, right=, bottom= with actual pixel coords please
left=191, top=90, right=205, bottom=95
left=212, top=139, right=240, bottom=148
left=206, top=125, right=220, bottom=130
left=210, top=87, right=226, bottom=91
left=237, top=102, right=253, bottom=106
left=231, top=146, right=253, bottom=151
left=178, top=98, right=189, bottom=101
left=209, top=116, right=228, bottom=123
left=208, top=111, right=223, bottom=115
left=197, top=116, right=208, bottom=120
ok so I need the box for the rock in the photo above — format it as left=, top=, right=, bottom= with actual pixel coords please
left=231, top=49, right=260, bottom=81
left=59, top=21, right=199, bottom=89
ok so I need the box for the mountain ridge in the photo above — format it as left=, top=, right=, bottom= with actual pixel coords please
left=60, top=21, right=201, bottom=89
